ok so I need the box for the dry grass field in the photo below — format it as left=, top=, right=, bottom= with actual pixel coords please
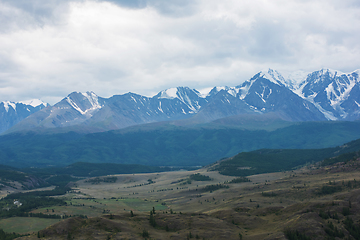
left=2, top=158, right=360, bottom=239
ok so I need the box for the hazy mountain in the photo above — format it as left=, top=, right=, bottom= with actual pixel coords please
left=3, top=68, right=360, bottom=134
left=0, top=99, right=48, bottom=133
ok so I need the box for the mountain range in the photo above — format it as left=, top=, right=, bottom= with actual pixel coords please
left=1, top=68, right=359, bottom=134
left=0, top=100, right=48, bottom=134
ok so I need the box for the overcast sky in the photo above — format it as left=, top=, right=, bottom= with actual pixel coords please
left=0, top=0, right=359, bottom=104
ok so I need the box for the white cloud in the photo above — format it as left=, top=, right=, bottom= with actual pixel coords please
left=0, top=0, right=359, bottom=104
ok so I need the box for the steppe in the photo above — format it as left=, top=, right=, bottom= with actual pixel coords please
left=1, top=158, right=359, bottom=239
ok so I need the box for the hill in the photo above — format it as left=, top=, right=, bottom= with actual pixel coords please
left=211, top=138, right=360, bottom=176
left=0, top=166, right=48, bottom=191
left=1, top=121, right=360, bottom=168
left=1, top=152, right=360, bottom=240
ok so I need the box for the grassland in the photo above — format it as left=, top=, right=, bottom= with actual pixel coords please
left=1, top=158, right=360, bottom=239
left=0, top=217, right=61, bottom=234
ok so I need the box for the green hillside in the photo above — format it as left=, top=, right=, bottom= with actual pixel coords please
left=212, top=138, right=360, bottom=176
left=1, top=121, right=360, bottom=168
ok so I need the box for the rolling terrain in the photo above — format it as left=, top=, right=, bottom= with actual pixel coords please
left=0, top=155, right=360, bottom=239
left=1, top=120, right=360, bottom=168
left=1, top=139, right=360, bottom=239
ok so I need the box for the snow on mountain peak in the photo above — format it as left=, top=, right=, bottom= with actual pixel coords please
left=2, top=101, right=16, bottom=112
left=319, top=68, right=346, bottom=78
left=259, top=68, right=287, bottom=86
left=198, top=87, right=214, bottom=97
left=309, top=68, right=345, bottom=82
left=65, top=91, right=102, bottom=115
left=19, top=99, right=47, bottom=108
left=66, top=97, right=83, bottom=114
left=324, top=70, right=358, bottom=109
left=156, top=87, right=204, bottom=112
left=158, top=88, right=178, bottom=99
left=1, top=99, right=48, bottom=113
left=281, top=70, right=309, bottom=85
left=214, top=86, right=227, bottom=92
left=82, top=91, right=102, bottom=109
left=203, top=87, right=227, bottom=97
left=227, top=87, right=239, bottom=97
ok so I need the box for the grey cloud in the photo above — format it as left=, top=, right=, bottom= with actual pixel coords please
left=0, top=0, right=359, bottom=104
left=103, top=0, right=147, bottom=9
left=147, top=0, right=197, bottom=17
left=1, top=0, right=72, bottom=15
left=246, top=20, right=294, bottom=63
left=0, top=0, right=71, bottom=32
left=104, top=0, right=197, bottom=17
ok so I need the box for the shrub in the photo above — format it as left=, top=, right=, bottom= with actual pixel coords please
left=284, top=229, right=311, bottom=240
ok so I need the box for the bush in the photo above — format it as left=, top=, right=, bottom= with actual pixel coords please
left=262, top=192, right=277, bottom=197
left=344, top=217, right=360, bottom=239
left=0, top=228, right=22, bottom=240
left=142, top=229, right=149, bottom=238
left=202, top=184, right=229, bottom=192
left=229, top=177, right=251, bottom=183
left=189, top=173, right=212, bottom=181
left=318, top=185, right=342, bottom=195
left=284, top=229, right=311, bottom=240
left=342, top=207, right=350, bottom=216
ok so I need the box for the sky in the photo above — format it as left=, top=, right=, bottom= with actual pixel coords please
left=0, top=0, right=359, bottom=104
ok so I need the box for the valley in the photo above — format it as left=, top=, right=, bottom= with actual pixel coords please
left=1, top=1, right=359, bottom=239
left=0, top=68, right=360, bottom=239
left=1, top=157, right=360, bottom=239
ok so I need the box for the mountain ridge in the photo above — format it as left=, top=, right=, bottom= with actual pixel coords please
left=2, top=120, right=360, bottom=168
left=2, top=68, right=360, bottom=134
left=0, top=100, right=48, bottom=134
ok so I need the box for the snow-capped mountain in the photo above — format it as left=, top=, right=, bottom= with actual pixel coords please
left=0, top=100, right=48, bottom=133
left=10, top=91, right=105, bottom=131
left=9, top=88, right=210, bottom=132
left=298, top=69, right=360, bottom=120
left=3, top=68, right=360, bottom=134
left=155, top=87, right=207, bottom=113
left=234, top=71, right=327, bottom=121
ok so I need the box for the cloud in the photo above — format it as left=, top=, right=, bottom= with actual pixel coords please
left=103, top=0, right=147, bottom=9
left=105, top=0, right=197, bottom=17
left=0, top=0, right=359, bottom=104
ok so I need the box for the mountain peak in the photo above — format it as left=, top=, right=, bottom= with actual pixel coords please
left=2, top=68, right=360, bottom=134
left=299, top=68, right=360, bottom=120
left=0, top=100, right=48, bottom=133
left=323, top=68, right=345, bottom=75
left=2, top=101, right=17, bottom=112
left=64, top=91, right=102, bottom=115
left=1, top=99, right=48, bottom=113
left=19, top=99, right=48, bottom=108
left=81, top=91, right=102, bottom=109
left=258, top=68, right=302, bottom=89
left=306, top=68, right=356, bottom=83
left=157, top=87, right=180, bottom=99
left=200, top=86, right=231, bottom=98
left=156, top=86, right=202, bottom=100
